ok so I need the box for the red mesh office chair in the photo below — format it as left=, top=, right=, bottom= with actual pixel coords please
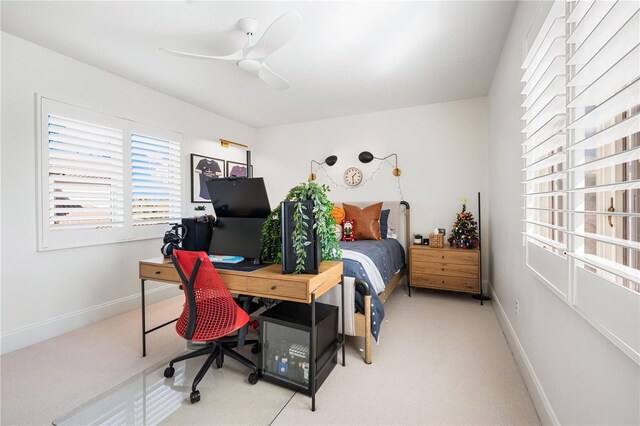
left=163, top=249, right=259, bottom=404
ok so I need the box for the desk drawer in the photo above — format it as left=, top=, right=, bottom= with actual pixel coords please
left=246, top=278, right=307, bottom=300
left=411, top=273, right=479, bottom=293
left=412, top=261, right=478, bottom=279
left=221, top=274, right=247, bottom=293
left=140, top=263, right=179, bottom=282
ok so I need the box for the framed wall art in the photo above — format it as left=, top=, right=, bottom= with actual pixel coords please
left=191, top=154, right=225, bottom=203
left=227, top=161, right=250, bottom=178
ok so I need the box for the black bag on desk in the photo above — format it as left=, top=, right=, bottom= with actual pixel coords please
left=161, top=223, right=186, bottom=256
left=281, top=201, right=321, bottom=274
left=181, top=216, right=215, bottom=251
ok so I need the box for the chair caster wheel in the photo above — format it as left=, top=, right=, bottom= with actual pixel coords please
left=190, top=390, right=200, bottom=404
left=215, top=359, right=223, bottom=369
left=248, top=372, right=259, bottom=384
left=164, top=367, right=175, bottom=378
left=251, top=343, right=260, bottom=354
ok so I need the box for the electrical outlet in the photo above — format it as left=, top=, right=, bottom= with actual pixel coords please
left=515, top=299, right=520, bottom=317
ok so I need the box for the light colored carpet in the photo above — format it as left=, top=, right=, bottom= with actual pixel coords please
left=1, top=287, right=540, bottom=425
left=1, top=296, right=186, bottom=426
left=274, top=289, right=540, bottom=425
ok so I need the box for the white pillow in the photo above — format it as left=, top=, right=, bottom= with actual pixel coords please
left=334, top=224, right=343, bottom=241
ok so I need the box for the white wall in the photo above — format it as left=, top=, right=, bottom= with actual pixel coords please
left=487, top=2, right=640, bottom=425
left=255, top=98, right=489, bottom=278
left=0, top=33, right=256, bottom=354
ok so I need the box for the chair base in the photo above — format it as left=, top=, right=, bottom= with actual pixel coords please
left=164, top=340, right=259, bottom=403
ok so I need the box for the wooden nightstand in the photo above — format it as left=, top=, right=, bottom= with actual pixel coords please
left=408, top=245, right=480, bottom=296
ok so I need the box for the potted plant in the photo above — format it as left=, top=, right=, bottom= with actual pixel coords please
left=193, top=205, right=206, bottom=218
left=413, top=233, right=423, bottom=245
left=261, top=181, right=342, bottom=274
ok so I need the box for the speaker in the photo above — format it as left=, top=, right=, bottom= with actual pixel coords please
left=281, top=201, right=321, bottom=274
left=181, top=217, right=214, bottom=251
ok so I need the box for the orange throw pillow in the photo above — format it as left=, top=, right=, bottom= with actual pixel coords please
left=343, top=202, right=383, bottom=240
left=331, top=205, right=345, bottom=224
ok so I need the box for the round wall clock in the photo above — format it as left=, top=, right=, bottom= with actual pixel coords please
left=343, top=167, right=363, bottom=186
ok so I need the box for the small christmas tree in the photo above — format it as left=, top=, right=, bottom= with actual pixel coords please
left=448, top=199, right=479, bottom=249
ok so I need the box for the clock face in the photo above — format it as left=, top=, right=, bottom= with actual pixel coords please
left=343, top=167, right=363, bottom=186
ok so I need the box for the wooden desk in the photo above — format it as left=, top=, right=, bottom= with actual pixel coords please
left=139, top=257, right=344, bottom=411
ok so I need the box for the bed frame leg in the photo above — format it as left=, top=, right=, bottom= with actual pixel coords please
left=364, top=294, right=372, bottom=364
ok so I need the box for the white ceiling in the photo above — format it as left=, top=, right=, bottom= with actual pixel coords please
left=1, top=1, right=516, bottom=128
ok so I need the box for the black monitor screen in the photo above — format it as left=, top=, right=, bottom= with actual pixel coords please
left=209, top=217, right=265, bottom=260
left=205, top=177, right=271, bottom=218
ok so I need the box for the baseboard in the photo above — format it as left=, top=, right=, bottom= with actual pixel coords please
left=1, top=284, right=179, bottom=355
left=488, top=282, right=560, bottom=426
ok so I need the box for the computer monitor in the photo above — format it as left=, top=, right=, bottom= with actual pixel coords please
left=205, top=177, right=271, bottom=262
left=208, top=217, right=265, bottom=260
left=205, top=177, right=271, bottom=218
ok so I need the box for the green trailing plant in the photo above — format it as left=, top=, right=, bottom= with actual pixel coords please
left=261, top=181, right=342, bottom=273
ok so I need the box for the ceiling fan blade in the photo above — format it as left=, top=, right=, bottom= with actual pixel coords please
left=247, top=12, right=302, bottom=59
left=159, top=48, right=241, bottom=62
left=258, top=64, right=290, bottom=90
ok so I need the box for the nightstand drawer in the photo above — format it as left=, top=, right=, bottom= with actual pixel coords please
left=411, top=248, right=478, bottom=265
left=412, top=261, right=478, bottom=279
left=411, top=273, right=479, bottom=293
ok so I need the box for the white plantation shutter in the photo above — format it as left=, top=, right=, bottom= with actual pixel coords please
left=131, top=132, right=181, bottom=226
left=47, top=115, right=124, bottom=230
left=566, top=0, right=640, bottom=293
left=38, top=98, right=183, bottom=250
left=521, top=0, right=568, bottom=294
left=565, top=0, right=640, bottom=361
left=521, top=0, right=640, bottom=363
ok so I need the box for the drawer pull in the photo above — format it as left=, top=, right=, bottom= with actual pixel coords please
left=155, top=271, right=161, bottom=275
left=271, top=285, right=277, bottom=290
left=441, top=268, right=444, bottom=271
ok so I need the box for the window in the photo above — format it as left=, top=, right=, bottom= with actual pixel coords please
left=522, top=0, right=640, bottom=363
left=38, top=98, right=182, bottom=250
left=47, top=114, right=125, bottom=230
left=131, top=131, right=181, bottom=227
left=566, top=0, right=640, bottom=293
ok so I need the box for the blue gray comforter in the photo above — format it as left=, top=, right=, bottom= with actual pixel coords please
left=339, top=239, right=406, bottom=341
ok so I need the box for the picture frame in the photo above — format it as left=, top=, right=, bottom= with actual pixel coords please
left=438, top=228, right=446, bottom=235
left=226, top=161, right=250, bottom=178
left=191, top=154, right=225, bottom=203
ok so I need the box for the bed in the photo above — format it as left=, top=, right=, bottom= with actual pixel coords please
left=320, top=200, right=410, bottom=364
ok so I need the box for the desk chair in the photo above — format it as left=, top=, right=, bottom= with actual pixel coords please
left=164, top=250, right=259, bottom=404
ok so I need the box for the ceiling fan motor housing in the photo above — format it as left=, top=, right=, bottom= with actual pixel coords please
left=238, top=17, right=259, bottom=35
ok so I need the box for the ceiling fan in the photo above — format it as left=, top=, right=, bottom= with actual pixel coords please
left=161, top=12, right=302, bottom=90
